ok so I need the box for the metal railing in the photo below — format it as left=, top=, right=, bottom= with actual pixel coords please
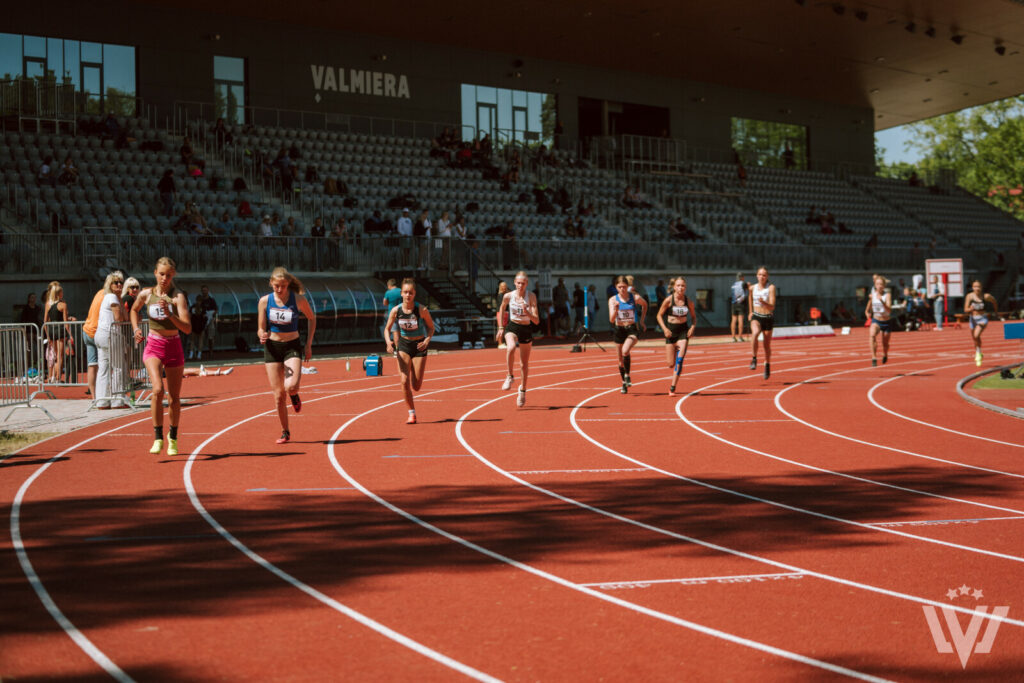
left=0, top=323, right=54, bottom=422
left=93, top=320, right=150, bottom=409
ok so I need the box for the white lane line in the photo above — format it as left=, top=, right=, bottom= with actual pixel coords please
left=772, top=363, right=1024, bottom=479
left=183, top=389, right=504, bottom=682
left=327, top=378, right=892, bottom=682
left=382, top=454, right=475, bottom=459
left=553, top=356, right=1024, bottom=628
left=866, top=368, right=1024, bottom=449
left=246, top=487, right=356, bottom=492
left=581, top=572, right=806, bottom=588
left=577, top=418, right=682, bottom=422
left=499, top=430, right=578, bottom=434
left=689, top=419, right=793, bottom=423
left=3, top=361, right=527, bottom=679
left=11, top=426, right=137, bottom=682
left=509, top=468, right=649, bottom=475
left=869, top=515, right=1024, bottom=528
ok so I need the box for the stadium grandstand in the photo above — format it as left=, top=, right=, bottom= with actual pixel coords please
left=3, top=0, right=1024, bottom=345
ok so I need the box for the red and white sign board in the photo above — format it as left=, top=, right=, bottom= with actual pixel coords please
left=925, top=258, right=964, bottom=297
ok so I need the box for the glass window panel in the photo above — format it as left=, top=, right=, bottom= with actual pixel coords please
left=81, top=41, right=102, bottom=62
left=475, top=86, right=497, bottom=104
left=102, top=44, right=135, bottom=95
left=81, top=64, right=100, bottom=95
left=25, top=59, right=44, bottom=79
left=496, top=88, right=511, bottom=135
left=229, top=84, right=245, bottom=124
left=461, top=83, right=475, bottom=140
left=0, top=33, right=21, bottom=79
left=46, top=38, right=62, bottom=79
left=214, top=55, right=245, bottom=83
left=62, top=40, right=79, bottom=86
left=527, top=92, right=543, bottom=132
left=24, top=35, right=45, bottom=58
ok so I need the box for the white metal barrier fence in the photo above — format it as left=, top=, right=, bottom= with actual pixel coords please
left=0, top=324, right=54, bottom=422
left=94, top=321, right=151, bottom=409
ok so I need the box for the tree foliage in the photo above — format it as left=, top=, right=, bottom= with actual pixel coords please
left=896, top=96, right=1024, bottom=218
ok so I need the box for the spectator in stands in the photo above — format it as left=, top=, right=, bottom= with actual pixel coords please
left=414, top=210, right=432, bottom=270
left=310, top=217, right=326, bottom=270
left=782, top=143, right=795, bottom=169
left=212, top=118, right=233, bottom=150
left=180, top=136, right=204, bottom=173
left=621, top=186, right=646, bottom=209
left=508, top=149, right=522, bottom=184
left=214, top=211, right=234, bottom=236
left=310, top=216, right=325, bottom=239
left=805, top=206, right=818, bottom=225
left=304, top=165, right=320, bottom=184
left=454, top=142, right=473, bottom=168
left=157, top=170, right=177, bottom=218
left=577, top=196, right=595, bottom=216
left=396, top=207, right=413, bottom=267
left=279, top=216, right=297, bottom=237
left=259, top=214, right=275, bottom=240
left=908, top=171, right=922, bottom=187
left=57, top=156, right=79, bottom=186
left=329, top=217, right=348, bottom=268
left=187, top=206, right=212, bottom=239
left=563, top=215, right=577, bottom=238
left=573, top=216, right=586, bottom=238
left=553, top=185, right=572, bottom=212
left=364, top=209, right=391, bottom=234
left=37, top=156, right=56, bottom=187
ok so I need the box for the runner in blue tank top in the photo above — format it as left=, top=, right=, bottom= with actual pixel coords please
left=258, top=267, right=316, bottom=444
left=608, top=275, right=648, bottom=394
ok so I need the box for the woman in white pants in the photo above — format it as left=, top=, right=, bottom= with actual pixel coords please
left=95, top=271, right=127, bottom=409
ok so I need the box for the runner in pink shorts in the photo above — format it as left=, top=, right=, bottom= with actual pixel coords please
left=130, top=257, right=192, bottom=456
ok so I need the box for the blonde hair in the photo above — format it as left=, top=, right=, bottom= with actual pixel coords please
left=122, top=277, right=140, bottom=300
left=672, top=276, right=687, bottom=287
left=401, top=277, right=416, bottom=289
left=45, top=281, right=63, bottom=308
left=270, top=266, right=305, bottom=294
left=103, top=270, right=125, bottom=294
left=155, top=256, right=176, bottom=271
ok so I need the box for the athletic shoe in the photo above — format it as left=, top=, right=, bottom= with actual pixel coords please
left=872, top=358, right=877, bottom=367
left=669, top=383, right=676, bottom=397
left=625, top=374, right=632, bottom=387
left=749, top=357, right=757, bottom=370
left=763, top=363, right=770, bottom=380
left=882, top=356, right=888, bottom=365
left=975, top=351, right=982, bottom=366
left=406, top=413, right=417, bottom=424
left=276, top=432, right=290, bottom=444
left=199, top=365, right=207, bottom=376
left=149, top=439, right=163, bottom=454
left=517, top=389, right=526, bottom=407
left=621, top=382, right=628, bottom=394
left=167, top=438, right=178, bottom=456
left=502, top=375, right=514, bottom=391
left=291, top=394, right=302, bottom=413
left=221, top=367, right=233, bottom=375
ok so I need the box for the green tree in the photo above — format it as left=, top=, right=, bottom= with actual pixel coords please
left=900, top=96, right=1024, bottom=218
left=731, top=117, right=807, bottom=169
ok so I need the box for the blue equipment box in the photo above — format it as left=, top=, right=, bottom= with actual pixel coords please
left=1005, top=322, right=1024, bottom=340
left=363, top=354, right=383, bottom=376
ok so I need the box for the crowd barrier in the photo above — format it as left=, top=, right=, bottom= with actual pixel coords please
left=0, top=324, right=54, bottom=422
left=93, top=321, right=151, bottom=409
left=40, top=319, right=88, bottom=388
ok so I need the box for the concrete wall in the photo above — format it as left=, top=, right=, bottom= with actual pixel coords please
left=6, top=1, right=872, bottom=166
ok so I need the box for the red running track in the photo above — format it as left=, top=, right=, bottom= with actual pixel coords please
left=2, top=326, right=1022, bottom=681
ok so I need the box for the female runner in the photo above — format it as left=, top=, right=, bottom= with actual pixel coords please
left=964, top=280, right=999, bottom=366
left=43, top=281, right=72, bottom=384
left=258, top=267, right=316, bottom=444
left=384, top=278, right=435, bottom=423
left=748, top=266, right=776, bottom=379
left=131, top=257, right=191, bottom=455
left=655, top=276, right=696, bottom=396
left=609, top=275, right=648, bottom=394
left=496, top=271, right=539, bottom=407
left=865, top=274, right=892, bottom=367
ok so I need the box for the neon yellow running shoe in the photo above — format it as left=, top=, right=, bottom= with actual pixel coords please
left=149, top=439, right=163, bottom=454
left=167, top=438, right=179, bottom=456
left=975, top=350, right=982, bottom=367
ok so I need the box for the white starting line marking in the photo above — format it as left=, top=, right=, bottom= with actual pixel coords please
left=246, top=487, right=356, bottom=492
left=689, top=419, right=792, bottom=423
left=510, top=467, right=650, bottom=475
left=583, top=572, right=807, bottom=589
left=869, top=515, right=1024, bottom=528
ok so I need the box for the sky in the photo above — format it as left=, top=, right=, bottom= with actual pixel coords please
left=874, top=125, right=921, bottom=166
